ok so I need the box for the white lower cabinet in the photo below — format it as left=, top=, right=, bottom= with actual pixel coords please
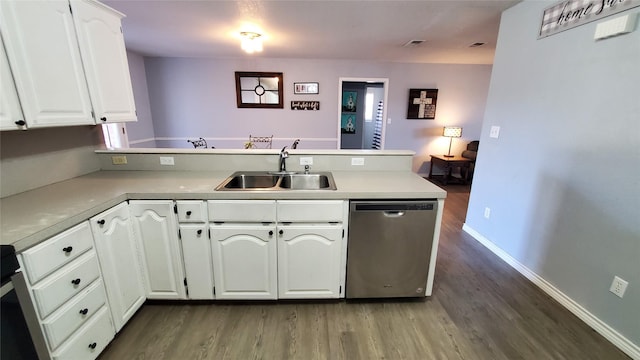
left=51, top=306, right=114, bottom=360
left=42, top=280, right=107, bottom=350
left=276, top=200, right=347, bottom=299
left=13, top=198, right=349, bottom=358
left=179, top=224, right=215, bottom=299
left=176, top=200, right=214, bottom=299
left=277, top=224, right=343, bottom=299
left=206, top=200, right=347, bottom=300
left=210, top=224, right=278, bottom=300
left=90, top=202, right=145, bottom=332
left=129, top=200, right=186, bottom=299
left=14, top=221, right=116, bottom=360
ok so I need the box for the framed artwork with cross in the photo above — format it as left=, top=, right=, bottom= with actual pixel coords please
left=407, top=89, right=438, bottom=119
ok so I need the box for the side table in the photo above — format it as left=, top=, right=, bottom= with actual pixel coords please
left=428, top=155, right=473, bottom=185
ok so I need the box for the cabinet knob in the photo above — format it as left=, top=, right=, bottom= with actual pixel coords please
left=186, top=211, right=192, bottom=216
left=15, top=120, right=26, bottom=126
left=97, top=219, right=105, bottom=225
left=197, top=229, right=202, bottom=235
left=279, top=229, right=284, bottom=235
left=268, top=230, right=273, bottom=236
left=88, top=342, right=97, bottom=349
left=71, top=278, right=81, bottom=285
left=62, top=246, right=73, bottom=253
left=79, top=308, right=89, bottom=315
left=100, top=117, right=107, bottom=122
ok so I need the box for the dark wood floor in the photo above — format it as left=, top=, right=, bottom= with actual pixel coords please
left=99, top=183, right=629, bottom=360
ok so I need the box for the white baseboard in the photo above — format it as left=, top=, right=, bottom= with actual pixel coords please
left=462, top=223, right=639, bottom=360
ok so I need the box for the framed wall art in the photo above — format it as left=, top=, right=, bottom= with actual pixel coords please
left=342, top=91, right=357, bottom=112
left=235, top=71, right=283, bottom=108
left=291, top=101, right=320, bottom=110
left=407, top=88, right=438, bottom=119
left=294, top=82, right=319, bottom=94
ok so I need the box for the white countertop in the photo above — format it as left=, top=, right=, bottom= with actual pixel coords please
left=0, top=170, right=446, bottom=252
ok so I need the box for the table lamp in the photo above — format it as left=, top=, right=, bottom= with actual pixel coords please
left=443, top=126, right=462, bottom=157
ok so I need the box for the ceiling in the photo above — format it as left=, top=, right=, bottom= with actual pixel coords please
left=103, top=0, right=520, bottom=65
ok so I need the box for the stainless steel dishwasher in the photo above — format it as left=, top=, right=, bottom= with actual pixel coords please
left=346, top=200, right=438, bottom=298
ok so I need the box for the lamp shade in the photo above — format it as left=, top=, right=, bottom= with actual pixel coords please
left=443, top=126, right=462, bottom=137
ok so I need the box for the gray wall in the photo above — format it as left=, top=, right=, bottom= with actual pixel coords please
left=0, top=126, right=103, bottom=197
left=466, top=1, right=639, bottom=347
left=136, top=57, right=492, bottom=174
left=125, top=50, right=156, bottom=147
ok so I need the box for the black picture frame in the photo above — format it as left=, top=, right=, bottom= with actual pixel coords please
left=235, top=71, right=284, bottom=108
left=407, top=88, right=438, bottom=119
left=294, top=82, right=319, bottom=94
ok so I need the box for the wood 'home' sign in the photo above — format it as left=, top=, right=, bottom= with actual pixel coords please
left=539, top=0, right=640, bottom=38
left=291, top=101, right=320, bottom=110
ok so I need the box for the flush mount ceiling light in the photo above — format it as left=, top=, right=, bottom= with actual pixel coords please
left=240, top=31, right=263, bottom=53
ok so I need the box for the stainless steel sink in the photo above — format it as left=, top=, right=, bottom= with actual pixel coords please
left=280, top=173, right=333, bottom=190
left=215, top=171, right=336, bottom=191
left=221, top=173, right=279, bottom=189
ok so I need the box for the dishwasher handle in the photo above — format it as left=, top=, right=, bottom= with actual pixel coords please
left=383, top=211, right=405, bottom=217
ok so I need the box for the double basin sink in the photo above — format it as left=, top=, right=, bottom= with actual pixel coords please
left=215, top=171, right=337, bottom=191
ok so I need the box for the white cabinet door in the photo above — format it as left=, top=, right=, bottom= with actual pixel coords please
left=71, top=0, right=137, bottom=124
left=180, top=224, right=214, bottom=299
left=210, top=224, right=277, bottom=300
left=0, top=0, right=94, bottom=128
left=129, top=201, right=186, bottom=300
left=90, top=202, right=145, bottom=332
left=277, top=225, right=343, bottom=299
left=0, top=35, right=26, bottom=130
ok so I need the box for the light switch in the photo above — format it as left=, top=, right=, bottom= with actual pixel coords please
left=490, top=126, right=500, bottom=139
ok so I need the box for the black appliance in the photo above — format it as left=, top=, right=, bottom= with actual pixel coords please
left=1, top=245, right=39, bottom=359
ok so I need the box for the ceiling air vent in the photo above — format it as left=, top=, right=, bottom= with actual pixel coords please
left=403, top=39, right=426, bottom=47
left=469, top=42, right=485, bottom=47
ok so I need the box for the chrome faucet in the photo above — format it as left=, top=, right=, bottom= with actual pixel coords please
left=279, top=146, right=289, bottom=172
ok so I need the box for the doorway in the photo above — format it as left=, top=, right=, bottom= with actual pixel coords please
left=337, top=78, right=388, bottom=149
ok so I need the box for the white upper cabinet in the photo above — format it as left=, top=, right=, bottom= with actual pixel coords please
left=0, top=36, right=26, bottom=131
left=71, top=0, right=137, bottom=123
left=0, top=0, right=136, bottom=130
left=0, top=0, right=94, bottom=128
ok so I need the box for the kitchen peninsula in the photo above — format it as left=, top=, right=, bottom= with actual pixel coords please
left=1, top=149, right=446, bottom=360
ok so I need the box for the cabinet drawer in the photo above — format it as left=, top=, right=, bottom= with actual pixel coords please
left=52, top=306, right=114, bottom=360
left=208, top=200, right=276, bottom=223
left=176, top=201, right=207, bottom=222
left=21, top=222, right=94, bottom=284
left=32, top=251, right=101, bottom=319
left=277, top=200, right=345, bottom=222
left=43, top=280, right=107, bottom=351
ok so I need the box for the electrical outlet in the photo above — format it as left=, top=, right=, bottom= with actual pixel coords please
left=490, top=126, right=500, bottom=138
left=484, top=207, right=491, bottom=219
left=111, top=155, right=127, bottom=165
left=351, top=157, right=365, bottom=166
left=160, top=156, right=175, bottom=166
left=609, top=276, right=628, bottom=298
left=300, top=157, right=313, bottom=165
